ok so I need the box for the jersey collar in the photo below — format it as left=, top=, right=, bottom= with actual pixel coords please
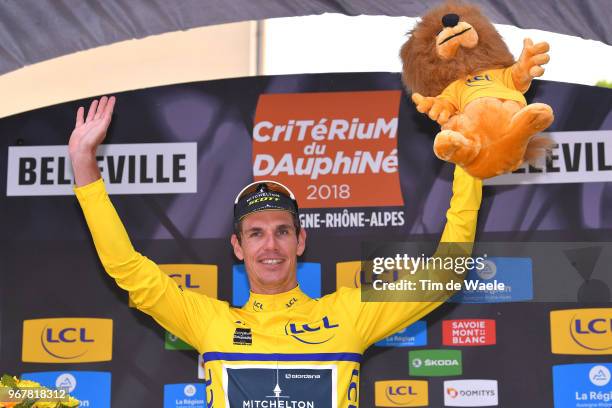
left=243, top=285, right=309, bottom=313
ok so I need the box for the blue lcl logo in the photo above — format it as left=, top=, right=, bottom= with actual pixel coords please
left=46, top=328, right=94, bottom=343
left=574, top=318, right=611, bottom=334
left=285, top=316, right=339, bottom=344
left=389, top=386, right=417, bottom=396
left=289, top=316, right=339, bottom=334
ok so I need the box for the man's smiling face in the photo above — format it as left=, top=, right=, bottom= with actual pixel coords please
left=231, top=210, right=306, bottom=294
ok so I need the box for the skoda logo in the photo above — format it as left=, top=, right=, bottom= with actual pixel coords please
left=412, top=358, right=423, bottom=368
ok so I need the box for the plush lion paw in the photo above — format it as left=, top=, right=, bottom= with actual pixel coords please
left=433, top=130, right=480, bottom=167
left=412, top=93, right=456, bottom=125
left=510, top=103, right=554, bottom=135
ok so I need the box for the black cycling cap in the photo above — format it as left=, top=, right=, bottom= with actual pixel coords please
left=233, top=180, right=299, bottom=224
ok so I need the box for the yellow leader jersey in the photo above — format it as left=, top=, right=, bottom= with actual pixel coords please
left=75, top=165, right=481, bottom=408
left=439, top=67, right=526, bottom=112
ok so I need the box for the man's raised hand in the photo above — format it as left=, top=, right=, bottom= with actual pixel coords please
left=69, top=96, right=116, bottom=186
left=69, top=96, right=115, bottom=156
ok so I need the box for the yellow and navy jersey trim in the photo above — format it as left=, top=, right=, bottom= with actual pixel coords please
left=202, top=352, right=363, bottom=363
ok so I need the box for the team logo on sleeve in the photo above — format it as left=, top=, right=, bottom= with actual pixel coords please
left=233, top=327, right=253, bottom=346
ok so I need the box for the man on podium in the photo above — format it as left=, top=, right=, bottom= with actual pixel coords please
left=70, top=95, right=482, bottom=406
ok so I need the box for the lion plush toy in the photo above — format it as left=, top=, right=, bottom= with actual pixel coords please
left=400, top=1, right=554, bottom=179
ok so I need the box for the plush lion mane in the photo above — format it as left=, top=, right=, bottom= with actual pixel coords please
left=400, top=1, right=515, bottom=96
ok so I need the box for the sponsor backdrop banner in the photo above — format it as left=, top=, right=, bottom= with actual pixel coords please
left=1, top=73, right=611, bottom=407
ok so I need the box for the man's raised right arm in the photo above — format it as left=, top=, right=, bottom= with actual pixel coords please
left=69, top=97, right=221, bottom=352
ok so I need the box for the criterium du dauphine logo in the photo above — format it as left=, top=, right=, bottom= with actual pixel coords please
left=252, top=91, right=404, bottom=210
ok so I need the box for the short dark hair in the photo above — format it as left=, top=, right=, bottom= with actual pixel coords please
left=233, top=212, right=301, bottom=244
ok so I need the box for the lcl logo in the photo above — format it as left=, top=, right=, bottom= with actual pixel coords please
left=45, top=328, right=94, bottom=343
left=129, top=264, right=218, bottom=308
left=387, top=385, right=418, bottom=396
left=285, top=316, right=339, bottom=345
left=22, top=318, right=113, bottom=363
left=570, top=316, right=612, bottom=352
left=573, top=318, right=611, bottom=334
left=466, top=74, right=492, bottom=86
left=375, top=380, right=428, bottom=406
left=168, top=273, right=200, bottom=290
left=41, top=327, right=96, bottom=360
left=160, top=265, right=217, bottom=296
left=551, top=309, right=612, bottom=355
